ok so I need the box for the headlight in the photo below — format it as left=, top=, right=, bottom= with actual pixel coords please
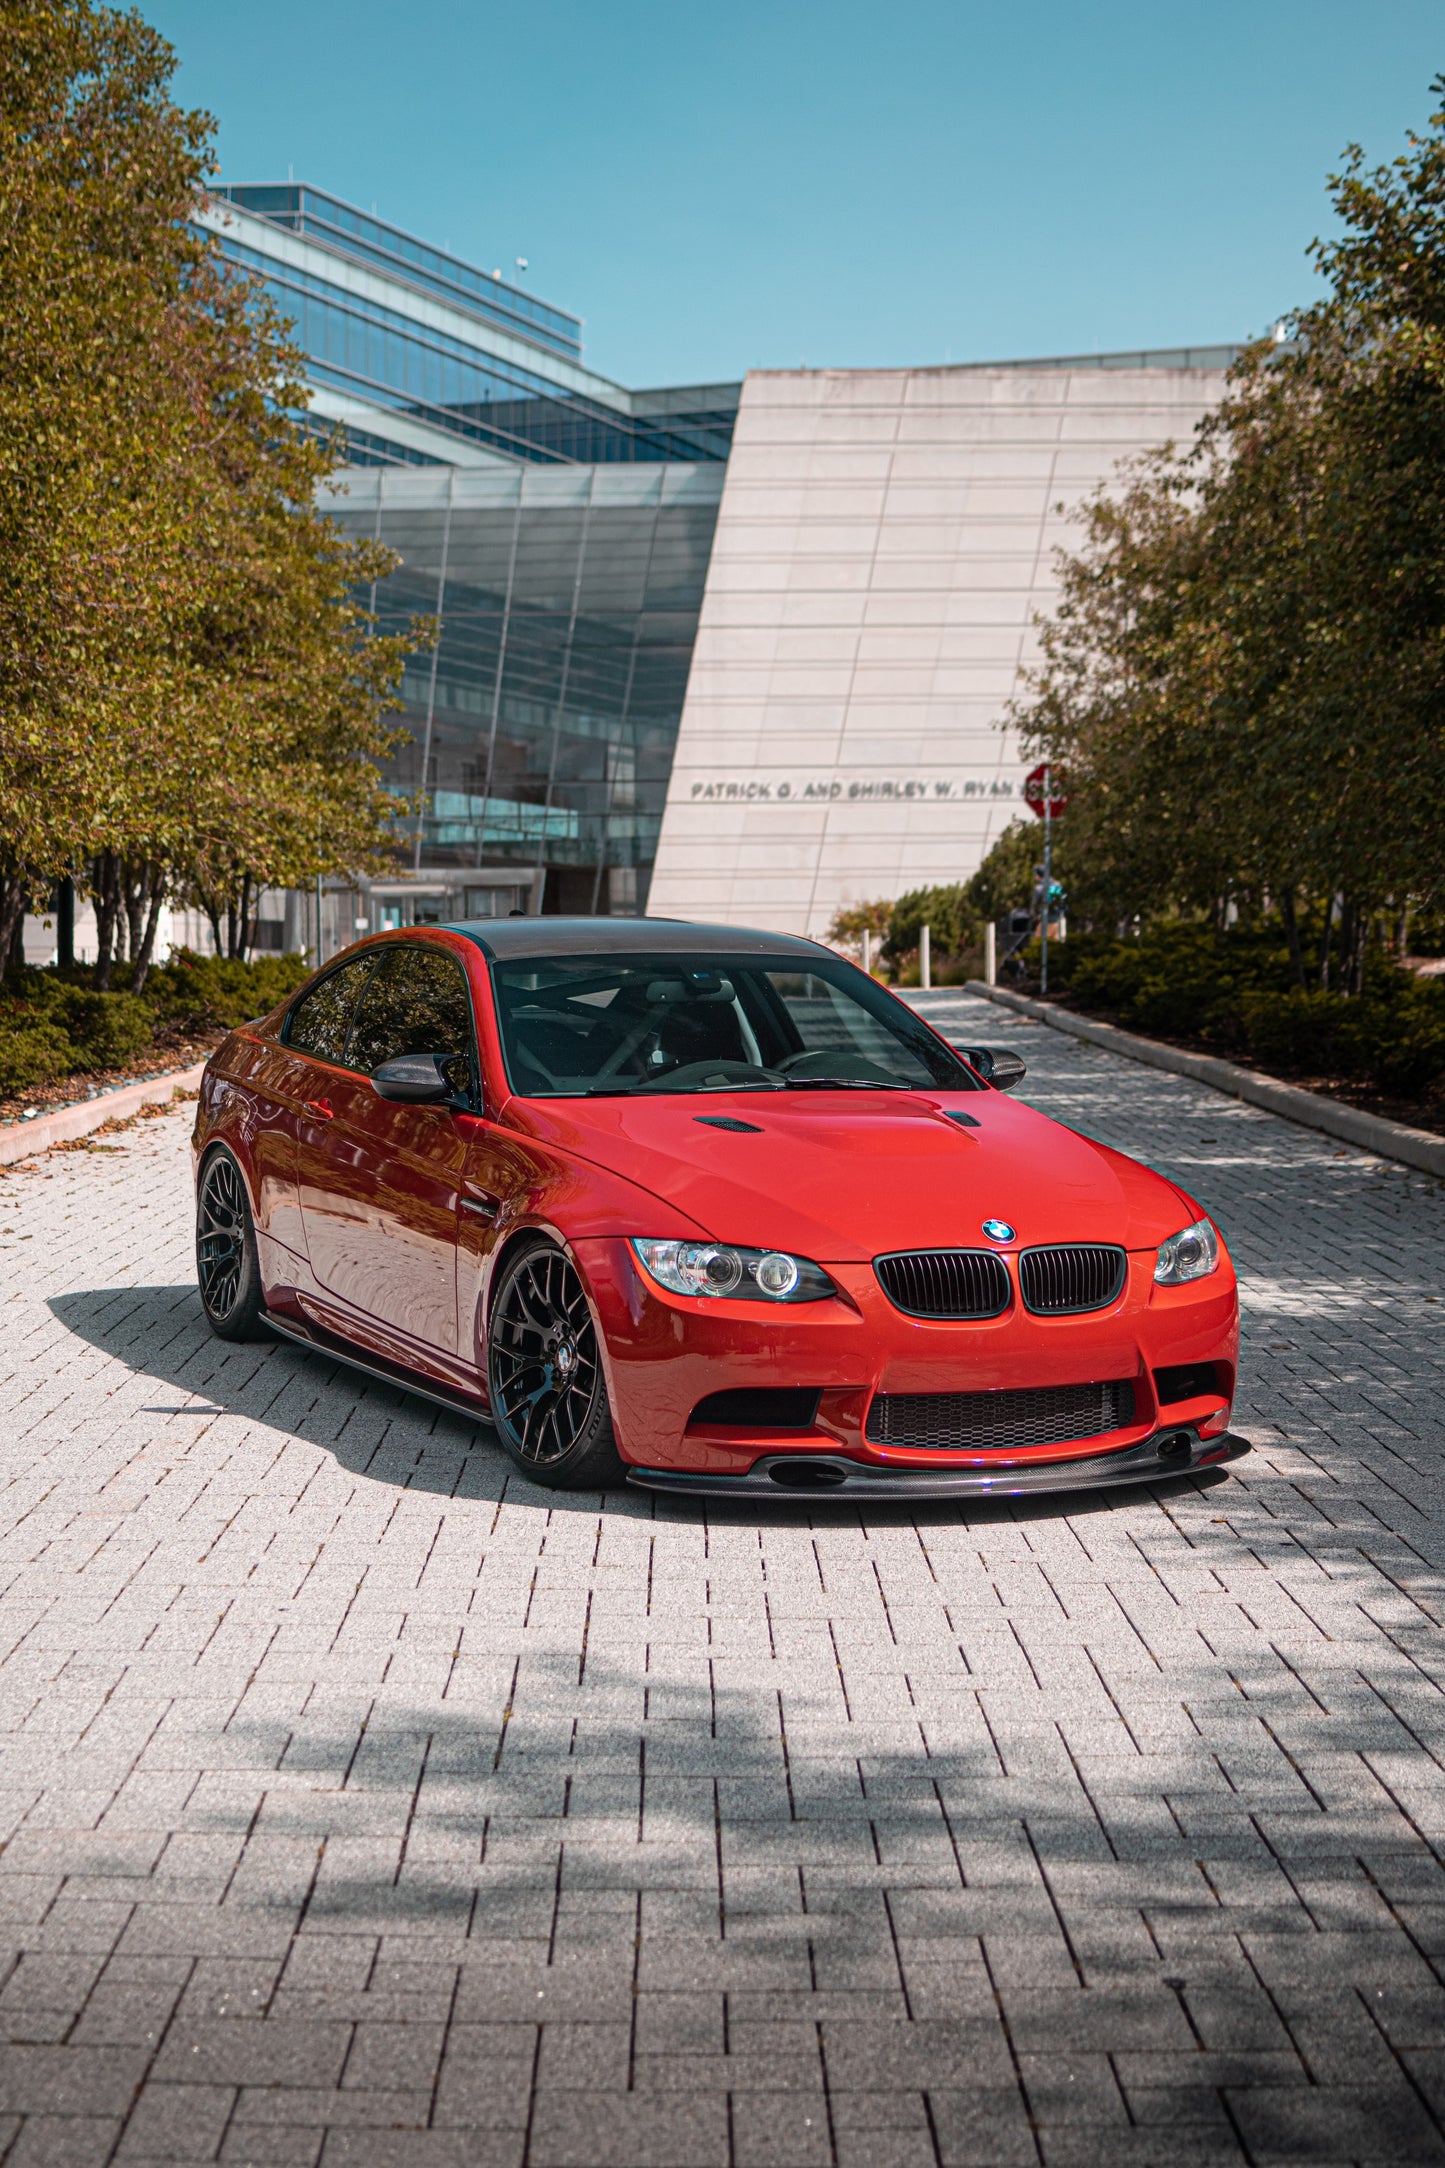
left=1154, top=1217, right=1219, bottom=1286
left=631, top=1239, right=834, bottom=1303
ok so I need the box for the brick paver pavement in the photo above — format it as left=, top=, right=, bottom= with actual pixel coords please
left=0, top=989, right=1443, bottom=2166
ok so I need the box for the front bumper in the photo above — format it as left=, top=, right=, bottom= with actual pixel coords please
left=628, top=1424, right=1250, bottom=1500
left=576, top=1237, right=1241, bottom=1481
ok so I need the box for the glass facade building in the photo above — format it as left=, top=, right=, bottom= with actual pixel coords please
left=200, top=185, right=738, bottom=914
left=336, top=463, right=724, bottom=911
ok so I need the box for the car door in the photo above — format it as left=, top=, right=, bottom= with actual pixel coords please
left=261, top=954, right=380, bottom=1260
left=295, top=941, right=475, bottom=1358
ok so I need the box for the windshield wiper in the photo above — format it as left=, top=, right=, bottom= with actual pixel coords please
left=585, top=1079, right=786, bottom=1097
left=781, top=1076, right=918, bottom=1091
left=582, top=1074, right=924, bottom=1097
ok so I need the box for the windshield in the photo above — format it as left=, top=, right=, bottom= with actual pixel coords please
left=491, top=954, right=978, bottom=1097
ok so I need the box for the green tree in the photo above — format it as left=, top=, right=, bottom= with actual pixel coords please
left=882, top=884, right=977, bottom=972
left=0, top=0, right=424, bottom=988
left=824, top=897, right=893, bottom=961
left=1012, top=78, right=1445, bottom=990
left=965, top=819, right=1041, bottom=922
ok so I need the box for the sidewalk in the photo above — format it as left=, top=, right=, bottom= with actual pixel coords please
left=2, top=1023, right=1444, bottom=2163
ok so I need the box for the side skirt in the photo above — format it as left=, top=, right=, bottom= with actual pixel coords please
left=263, top=1310, right=493, bottom=1433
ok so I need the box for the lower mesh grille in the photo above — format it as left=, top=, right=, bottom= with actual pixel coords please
left=875, top=1249, right=1011, bottom=1318
left=866, top=1379, right=1137, bottom=1452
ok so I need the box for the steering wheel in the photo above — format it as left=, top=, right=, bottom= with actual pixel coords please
left=634, top=1059, right=781, bottom=1092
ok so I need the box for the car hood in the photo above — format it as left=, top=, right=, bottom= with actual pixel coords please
left=507, top=1090, right=1196, bottom=1261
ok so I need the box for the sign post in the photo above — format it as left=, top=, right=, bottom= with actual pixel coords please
left=1023, top=763, right=1069, bottom=995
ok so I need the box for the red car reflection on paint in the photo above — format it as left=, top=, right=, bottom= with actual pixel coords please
left=191, top=918, right=1245, bottom=1500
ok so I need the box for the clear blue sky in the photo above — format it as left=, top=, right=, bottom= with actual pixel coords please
left=148, top=0, right=1444, bottom=390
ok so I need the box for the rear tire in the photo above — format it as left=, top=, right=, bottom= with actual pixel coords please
left=196, top=1148, right=269, bottom=1342
left=486, top=1237, right=625, bottom=1489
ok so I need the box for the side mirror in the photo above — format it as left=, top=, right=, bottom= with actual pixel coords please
left=371, top=1053, right=458, bottom=1105
left=961, top=1046, right=1027, bottom=1092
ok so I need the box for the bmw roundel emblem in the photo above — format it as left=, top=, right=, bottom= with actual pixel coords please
left=981, top=1219, right=1015, bottom=1243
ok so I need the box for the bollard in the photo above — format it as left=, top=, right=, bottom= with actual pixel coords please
left=861, top=927, right=871, bottom=976
left=920, top=923, right=931, bottom=990
left=984, top=920, right=996, bottom=986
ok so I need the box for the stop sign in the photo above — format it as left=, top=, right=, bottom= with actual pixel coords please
left=1023, top=763, right=1068, bottom=819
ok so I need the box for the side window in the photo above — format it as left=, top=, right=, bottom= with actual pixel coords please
left=347, top=946, right=475, bottom=1077
left=285, top=957, right=376, bottom=1066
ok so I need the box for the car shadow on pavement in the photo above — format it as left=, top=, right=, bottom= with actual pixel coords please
left=49, top=1282, right=1233, bottom=1525
left=49, top=1281, right=526, bottom=1501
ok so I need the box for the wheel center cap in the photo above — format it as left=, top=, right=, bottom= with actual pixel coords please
left=553, top=1340, right=576, bottom=1378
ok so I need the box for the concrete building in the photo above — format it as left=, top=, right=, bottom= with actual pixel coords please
left=648, top=356, right=1232, bottom=938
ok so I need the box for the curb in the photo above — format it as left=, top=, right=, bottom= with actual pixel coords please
left=0, top=1062, right=207, bottom=1168
left=946, top=983, right=1445, bottom=1181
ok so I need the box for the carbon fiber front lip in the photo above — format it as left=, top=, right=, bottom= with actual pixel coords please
left=626, top=1429, right=1250, bottom=1500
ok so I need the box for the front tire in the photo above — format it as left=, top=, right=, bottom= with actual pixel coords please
left=486, top=1238, right=624, bottom=1489
left=196, top=1148, right=269, bottom=1342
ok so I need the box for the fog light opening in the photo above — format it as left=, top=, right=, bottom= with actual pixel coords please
left=1156, top=1430, right=1193, bottom=1463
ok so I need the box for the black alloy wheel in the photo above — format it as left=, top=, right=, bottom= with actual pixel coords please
left=487, top=1239, right=624, bottom=1489
left=196, top=1149, right=268, bottom=1341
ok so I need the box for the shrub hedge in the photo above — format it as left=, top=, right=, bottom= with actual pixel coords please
left=1041, top=926, right=1445, bottom=1101
left=0, top=949, right=310, bottom=1100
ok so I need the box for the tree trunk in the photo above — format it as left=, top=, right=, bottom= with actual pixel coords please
left=129, top=868, right=167, bottom=995
left=121, top=858, right=151, bottom=968
left=92, top=853, right=120, bottom=990
left=1319, top=892, right=1340, bottom=991
left=0, top=876, right=27, bottom=980
left=199, top=888, right=224, bottom=958
left=1280, top=889, right=1305, bottom=988
left=1336, top=898, right=1362, bottom=997
left=1348, top=910, right=1368, bottom=998
left=229, top=874, right=253, bottom=961
left=57, top=877, right=75, bottom=970
left=2, top=880, right=26, bottom=984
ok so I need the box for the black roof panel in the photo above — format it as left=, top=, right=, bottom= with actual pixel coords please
left=448, top=916, right=827, bottom=962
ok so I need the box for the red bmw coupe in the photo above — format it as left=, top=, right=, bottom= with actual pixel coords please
left=191, top=918, right=1245, bottom=1499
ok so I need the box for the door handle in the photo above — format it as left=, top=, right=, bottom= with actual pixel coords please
left=460, top=1194, right=500, bottom=1220
left=304, top=1099, right=334, bottom=1121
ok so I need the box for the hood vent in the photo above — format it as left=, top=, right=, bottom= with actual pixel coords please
left=875, top=1248, right=1011, bottom=1319
left=1018, top=1244, right=1127, bottom=1315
